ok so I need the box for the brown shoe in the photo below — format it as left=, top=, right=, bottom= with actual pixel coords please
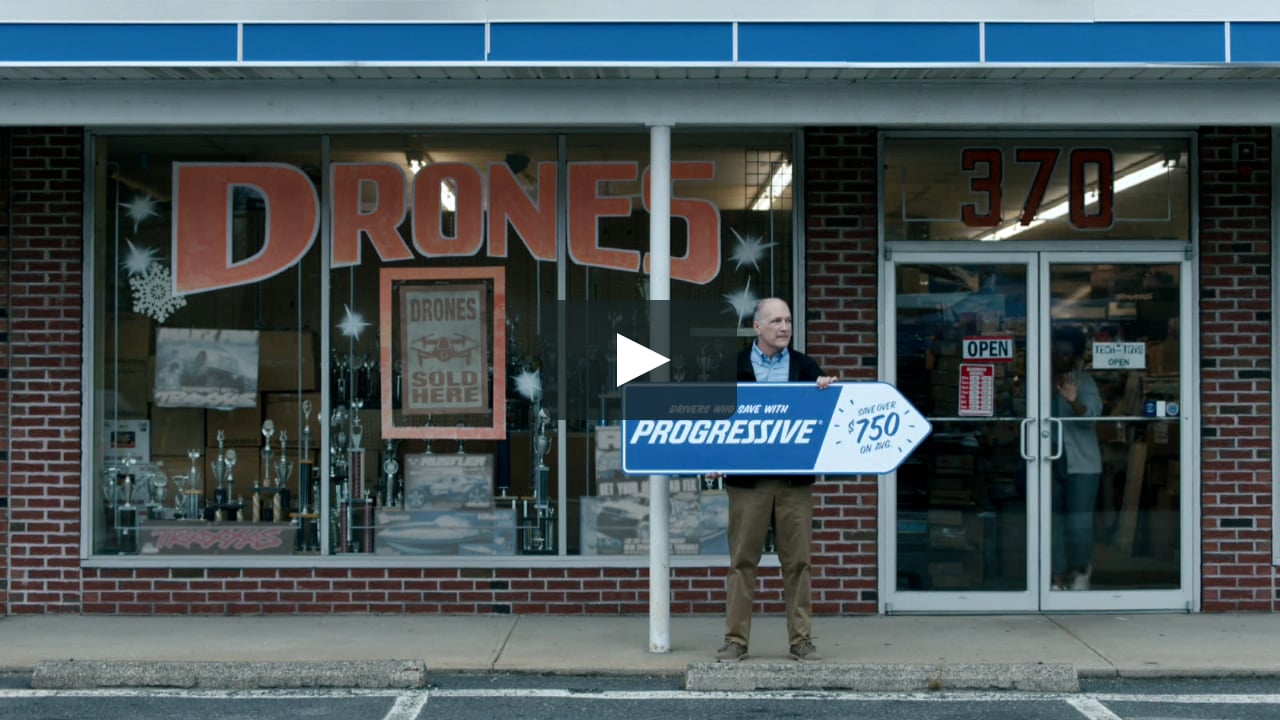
left=789, top=640, right=822, bottom=662
left=715, top=641, right=748, bottom=662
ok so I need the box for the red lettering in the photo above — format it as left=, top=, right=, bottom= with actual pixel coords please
left=960, top=148, right=1002, bottom=228
left=330, top=162, right=413, bottom=267
left=488, top=161, right=557, bottom=261
left=173, top=163, right=319, bottom=295
left=412, top=163, right=484, bottom=257
left=568, top=162, right=640, bottom=273
left=1069, top=148, right=1114, bottom=229
left=640, top=161, right=721, bottom=285
left=1013, top=148, right=1060, bottom=226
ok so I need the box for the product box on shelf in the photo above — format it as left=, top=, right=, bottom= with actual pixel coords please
left=205, top=406, right=261, bottom=447
left=258, top=330, right=318, bottom=392
left=401, top=453, right=494, bottom=510
left=374, top=508, right=516, bottom=555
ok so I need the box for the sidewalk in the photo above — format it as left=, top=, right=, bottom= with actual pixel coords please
left=2, top=612, right=1277, bottom=688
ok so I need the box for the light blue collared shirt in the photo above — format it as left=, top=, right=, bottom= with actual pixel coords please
left=750, top=342, right=790, bottom=382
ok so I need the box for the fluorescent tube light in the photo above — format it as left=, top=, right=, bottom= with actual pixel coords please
left=751, top=161, right=793, bottom=212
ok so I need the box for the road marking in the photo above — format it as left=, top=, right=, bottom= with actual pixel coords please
left=1, top=688, right=1279, bottom=705
left=0, top=689, right=405, bottom=699
left=1093, top=693, right=1280, bottom=704
left=384, top=690, right=430, bottom=720
left=1066, top=696, right=1123, bottom=720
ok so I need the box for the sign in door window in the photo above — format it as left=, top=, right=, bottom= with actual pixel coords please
left=958, top=364, right=995, bottom=417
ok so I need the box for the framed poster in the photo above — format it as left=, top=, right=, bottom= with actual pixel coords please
left=154, top=328, right=259, bottom=409
left=380, top=267, right=506, bottom=440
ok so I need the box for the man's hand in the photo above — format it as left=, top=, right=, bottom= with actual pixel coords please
left=816, top=375, right=839, bottom=390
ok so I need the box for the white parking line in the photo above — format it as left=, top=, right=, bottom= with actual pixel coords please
left=1094, top=693, right=1280, bottom=704
left=384, top=690, right=430, bottom=720
left=1, top=688, right=1279, bottom=706
left=1065, top=696, right=1123, bottom=720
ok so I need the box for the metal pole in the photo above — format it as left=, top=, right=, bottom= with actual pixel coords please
left=647, top=123, right=672, bottom=652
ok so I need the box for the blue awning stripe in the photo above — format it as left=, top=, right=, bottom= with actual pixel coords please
left=0, top=20, right=1271, bottom=66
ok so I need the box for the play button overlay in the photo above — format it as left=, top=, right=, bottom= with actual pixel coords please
left=615, top=333, right=670, bottom=387
left=534, top=299, right=741, bottom=425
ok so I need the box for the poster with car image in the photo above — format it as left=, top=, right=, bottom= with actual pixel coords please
left=153, top=328, right=259, bottom=408
left=401, top=453, right=494, bottom=510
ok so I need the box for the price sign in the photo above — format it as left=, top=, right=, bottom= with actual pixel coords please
left=621, top=382, right=931, bottom=475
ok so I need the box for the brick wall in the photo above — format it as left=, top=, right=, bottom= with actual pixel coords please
left=6, top=128, right=84, bottom=614
left=802, top=127, right=881, bottom=614
left=0, top=130, right=10, bottom=614
left=1197, top=127, right=1275, bottom=612
left=81, top=567, right=713, bottom=614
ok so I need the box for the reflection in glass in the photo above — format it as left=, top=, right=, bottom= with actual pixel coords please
left=1049, top=263, right=1181, bottom=592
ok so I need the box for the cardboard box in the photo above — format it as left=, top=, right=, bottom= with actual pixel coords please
left=104, top=312, right=153, bottom=360
left=206, top=406, right=261, bottom=447
left=263, top=392, right=322, bottom=455
left=149, top=404, right=206, bottom=458
left=103, top=358, right=154, bottom=416
left=1147, top=340, right=1179, bottom=376
left=258, top=330, right=318, bottom=392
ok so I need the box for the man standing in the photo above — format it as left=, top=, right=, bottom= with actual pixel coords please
left=716, top=297, right=837, bottom=663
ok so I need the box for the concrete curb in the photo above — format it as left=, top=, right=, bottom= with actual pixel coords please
left=685, top=662, right=1080, bottom=693
left=31, top=659, right=427, bottom=690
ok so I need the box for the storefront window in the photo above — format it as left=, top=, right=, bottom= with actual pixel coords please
left=884, top=136, right=1191, bottom=243
left=92, top=135, right=323, bottom=555
left=91, top=129, right=795, bottom=560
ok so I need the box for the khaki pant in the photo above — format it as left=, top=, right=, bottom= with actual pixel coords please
left=723, top=479, right=813, bottom=649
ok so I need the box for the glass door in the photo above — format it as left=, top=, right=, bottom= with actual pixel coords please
left=885, top=251, right=1194, bottom=613
left=1038, top=253, right=1192, bottom=612
left=887, top=253, right=1039, bottom=613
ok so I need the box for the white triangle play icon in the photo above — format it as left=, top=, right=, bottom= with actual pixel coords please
left=615, top=333, right=670, bottom=387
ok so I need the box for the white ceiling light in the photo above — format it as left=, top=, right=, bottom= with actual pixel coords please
left=751, top=161, right=793, bottom=212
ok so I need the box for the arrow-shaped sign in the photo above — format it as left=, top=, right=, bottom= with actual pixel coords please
left=615, top=333, right=670, bottom=387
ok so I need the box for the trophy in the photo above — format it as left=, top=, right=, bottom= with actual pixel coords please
left=146, top=465, right=168, bottom=520
left=118, top=456, right=140, bottom=553
left=274, top=430, right=293, bottom=521
left=522, top=408, right=556, bottom=553
left=697, top=346, right=714, bottom=381
left=172, top=473, right=188, bottom=518
left=253, top=420, right=273, bottom=521
left=186, top=448, right=201, bottom=517
left=381, top=438, right=400, bottom=507
left=301, top=398, right=314, bottom=462
left=261, top=420, right=275, bottom=486
left=221, top=449, right=238, bottom=521
left=211, top=430, right=229, bottom=507
left=349, top=408, right=365, bottom=499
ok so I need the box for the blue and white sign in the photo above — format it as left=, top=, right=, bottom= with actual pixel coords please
left=621, top=382, right=931, bottom=475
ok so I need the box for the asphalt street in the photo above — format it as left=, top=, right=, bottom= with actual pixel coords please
left=2, top=675, right=1280, bottom=720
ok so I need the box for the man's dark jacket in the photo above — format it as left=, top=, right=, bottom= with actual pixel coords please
left=724, top=344, right=824, bottom=488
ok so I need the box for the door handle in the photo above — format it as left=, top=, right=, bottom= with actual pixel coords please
left=1019, top=418, right=1035, bottom=461
left=1046, top=417, right=1064, bottom=461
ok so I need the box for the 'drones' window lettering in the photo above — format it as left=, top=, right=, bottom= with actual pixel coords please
left=91, top=130, right=796, bottom=560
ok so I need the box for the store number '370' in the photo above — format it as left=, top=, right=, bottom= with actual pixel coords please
left=961, top=147, right=1116, bottom=230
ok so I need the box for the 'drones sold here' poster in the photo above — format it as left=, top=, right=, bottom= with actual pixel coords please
left=399, top=283, right=489, bottom=416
